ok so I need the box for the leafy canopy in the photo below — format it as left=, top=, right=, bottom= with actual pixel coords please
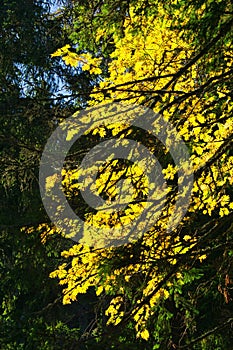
left=44, top=0, right=233, bottom=348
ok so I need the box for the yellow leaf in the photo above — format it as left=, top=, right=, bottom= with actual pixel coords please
left=96, top=285, right=104, bottom=296
left=140, top=329, right=150, bottom=341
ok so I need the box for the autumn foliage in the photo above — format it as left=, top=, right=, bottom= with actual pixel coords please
left=42, top=2, right=233, bottom=348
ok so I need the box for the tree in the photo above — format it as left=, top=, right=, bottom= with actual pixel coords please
left=47, top=1, right=233, bottom=349
left=0, top=1, right=98, bottom=348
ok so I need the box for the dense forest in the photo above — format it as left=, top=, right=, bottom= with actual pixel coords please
left=1, top=1, right=233, bottom=349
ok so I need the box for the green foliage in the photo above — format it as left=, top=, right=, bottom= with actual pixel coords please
left=0, top=0, right=98, bottom=348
